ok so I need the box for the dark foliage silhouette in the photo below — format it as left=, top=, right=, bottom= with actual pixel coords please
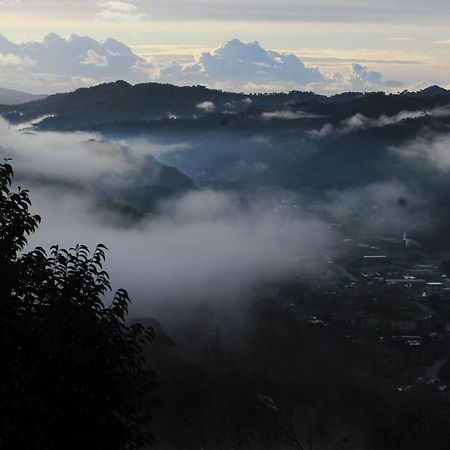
left=0, top=163, right=156, bottom=449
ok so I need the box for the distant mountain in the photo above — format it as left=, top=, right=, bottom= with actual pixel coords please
left=0, top=81, right=448, bottom=129
left=0, top=87, right=47, bottom=105
left=0, top=81, right=252, bottom=127
left=2, top=80, right=450, bottom=243
left=401, top=85, right=449, bottom=98
left=2, top=80, right=449, bottom=194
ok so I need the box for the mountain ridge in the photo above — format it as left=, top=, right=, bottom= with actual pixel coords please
left=1, top=81, right=449, bottom=129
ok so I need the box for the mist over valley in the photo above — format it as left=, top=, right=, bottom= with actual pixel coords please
left=3, top=78, right=450, bottom=450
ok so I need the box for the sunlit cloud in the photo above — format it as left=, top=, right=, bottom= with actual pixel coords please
left=434, top=39, right=450, bottom=45
left=0, top=34, right=408, bottom=94
left=96, top=1, right=150, bottom=21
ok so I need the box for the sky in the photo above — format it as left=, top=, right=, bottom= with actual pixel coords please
left=0, top=0, right=449, bottom=94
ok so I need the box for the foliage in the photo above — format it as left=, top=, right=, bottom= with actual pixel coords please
left=0, top=163, right=156, bottom=449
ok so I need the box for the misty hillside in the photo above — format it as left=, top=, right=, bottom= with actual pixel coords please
left=2, top=82, right=450, bottom=193
left=3, top=80, right=450, bottom=243
left=0, top=87, right=47, bottom=105
left=30, top=82, right=448, bottom=193
left=0, top=133, right=194, bottom=215
left=1, top=81, right=449, bottom=128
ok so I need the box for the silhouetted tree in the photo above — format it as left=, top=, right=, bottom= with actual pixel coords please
left=0, top=163, right=156, bottom=449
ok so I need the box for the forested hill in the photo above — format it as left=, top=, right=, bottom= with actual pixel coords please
left=1, top=80, right=449, bottom=129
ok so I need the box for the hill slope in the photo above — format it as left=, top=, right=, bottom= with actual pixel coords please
left=0, top=87, right=47, bottom=105
left=0, top=81, right=449, bottom=129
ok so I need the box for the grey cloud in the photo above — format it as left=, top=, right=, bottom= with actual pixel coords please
left=309, top=108, right=446, bottom=138
left=0, top=0, right=450, bottom=24
left=0, top=117, right=332, bottom=312
left=331, top=63, right=403, bottom=92
left=28, top=186, right=331, bottom=314
left=141, top=0, right=450, bottom=23
left=11, top=0, right=450, bottom=23
left=262, top=110, right=322, bottom=120
left=326, top=181, right=431, bottom=237
left=345, top=64, right=383, bottom=89
left=395, top=132, right=450, bottom=171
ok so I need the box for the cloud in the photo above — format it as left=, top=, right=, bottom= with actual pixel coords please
left=196, top=101, right=216, bottom=113
left=27, top=185, right=331, bottom=315
left=325, top=181, right=431, bottom=237
left=0, top=33, right=151, bottom=94
left=262, top=110, right=322, bottom=120
left=81, top=49, right=109, bottom=67
left=0, top=53, right=35, bottom=67
left=159, top=39, right=324, bottom=92
left=346, top=63, right=382, bottom=87
left=311, top=111, right=424, bottom=138
left=388, top=37, right=417, bottom=42
left=2, top=0, right=450, bottom=25
left=16, top=0, right=447, bottom=24
left=0, top=117, right=332, bottom=313
left=0, top=33, right=403, bottom=96
left=434, top=39, right=450, bottom=45
left=310, top=106, right=450, bottom=138
left=158, top=40, right=403, bottom=94
left=96, top=1, right=149, bottom=21
left=395, top=132, right=450, bottom=171
left=339, top=63, right=403, bottom=91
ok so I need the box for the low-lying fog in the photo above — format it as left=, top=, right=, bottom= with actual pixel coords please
left=2, top=111, right=447, bottom=318
left=0, top=118, right=332, bottom=318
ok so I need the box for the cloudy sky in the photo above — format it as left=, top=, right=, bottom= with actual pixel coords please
left=0, top=0, right=449, bottom=94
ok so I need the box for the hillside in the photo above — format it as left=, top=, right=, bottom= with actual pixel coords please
left=0, top=87, right=47, bottom=105
left=2, top=80, right=450, bottom=243
left=0, top=81, right=449, bottom=129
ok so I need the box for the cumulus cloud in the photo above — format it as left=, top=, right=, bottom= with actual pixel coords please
left=81, top=49, right=109, bottom=67
left=157, top=40, right=403, bottom=94
left=0, top=33, right=151, bottom=94
left=346, top=63, right=383, bottom=88
left=329, top=63, right=404, bottom=92
left=0, top=53, right=35, bottom=68
left=0, top=33, right=403, bottom=96
left=159, top=39, right=324, bottom=92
